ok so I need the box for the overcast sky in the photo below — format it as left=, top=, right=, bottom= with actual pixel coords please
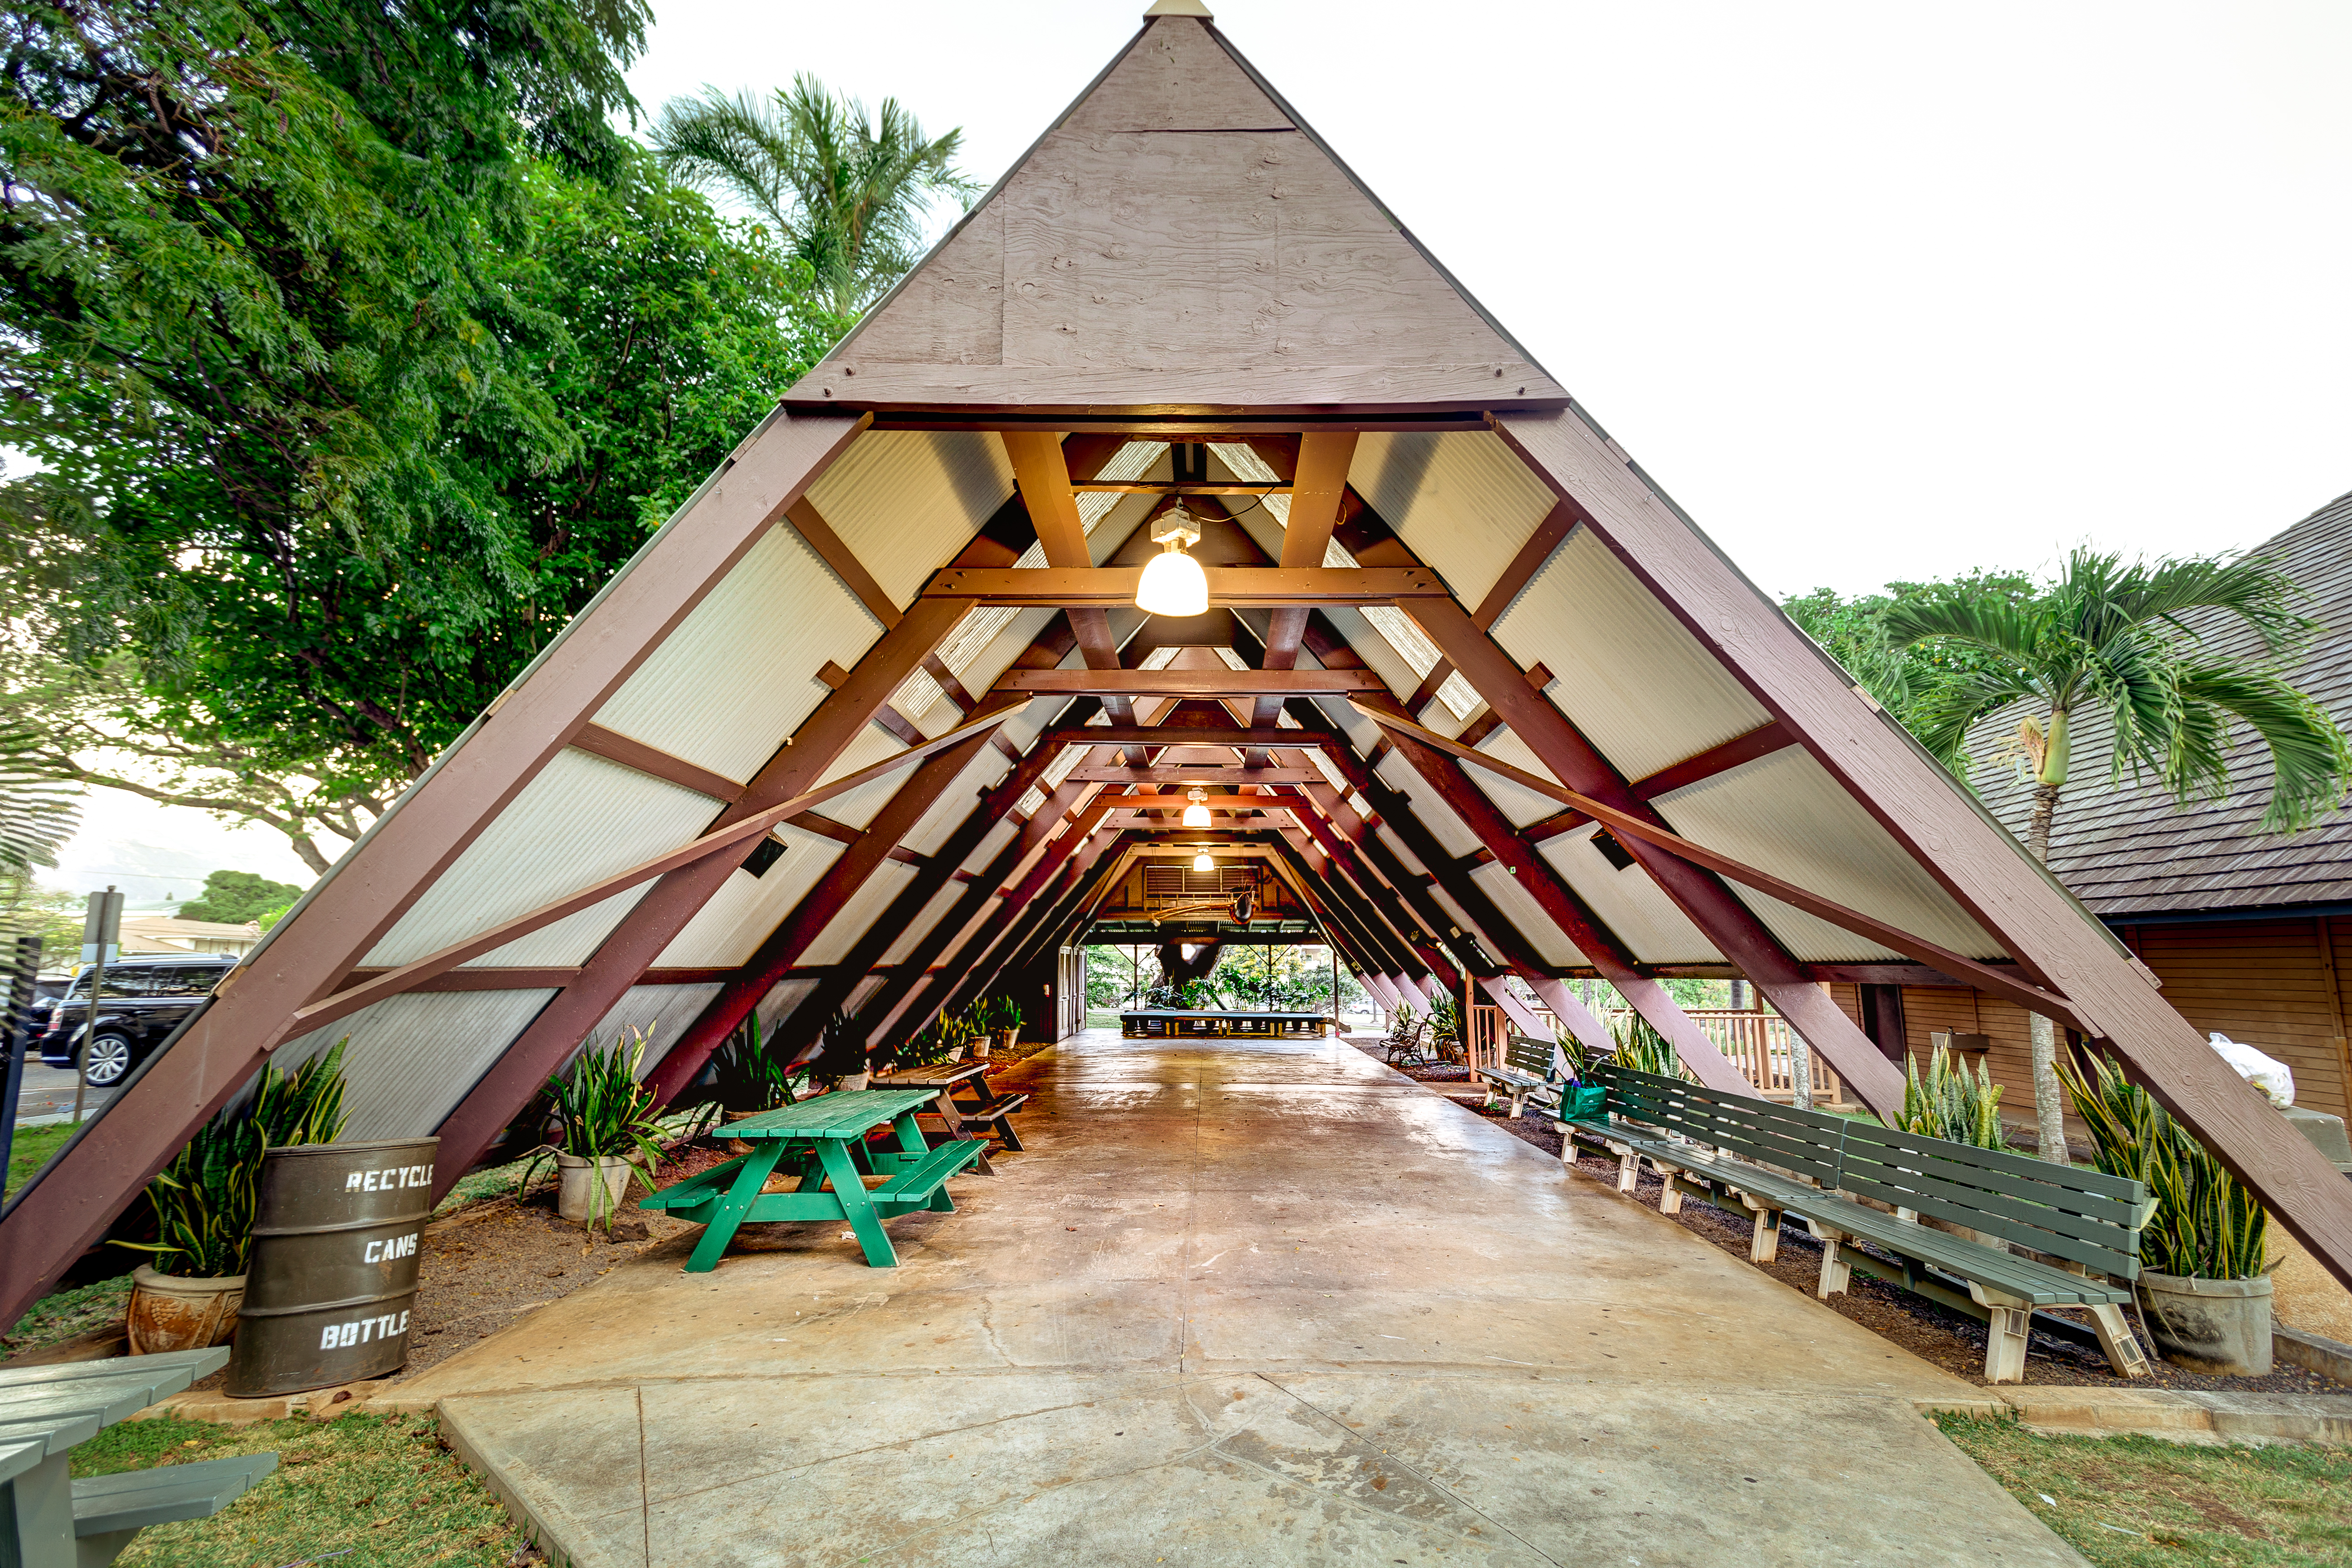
left=46, top=0, right=2352, bottom=899
left=629, top=0, right=2352, bottom=601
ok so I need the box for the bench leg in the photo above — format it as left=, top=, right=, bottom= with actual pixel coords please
left=2087, top=1302, right=2151, bottom=1378
left=1607, top=1141, right=1639, bottom=1194
left=1809, top=1226, right=1851, bottom=1298
left=816, top=1139, right=899, bottom=1268
left=1745, top=1202, right=1780, bottom=1264
left=684, top=1140, right=791, bottom=1274
left=990, top=1112, right=1024, bottom=1153
left=1655, top=1169, right=1684, bottom=1216
left=1984, top=1306, right=2031, bottom=1383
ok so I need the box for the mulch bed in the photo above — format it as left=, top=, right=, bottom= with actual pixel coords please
left=1353, top=1040, right=2347, bottom=1395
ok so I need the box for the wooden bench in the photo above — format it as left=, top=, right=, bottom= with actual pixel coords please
left=1383, top=1016, right=1430, bottom=1068
left=1559, top=1063, right=2154, bottom=1384
left=1474, top=1032, right=1569, bottom=1117
left=74, top=1453, right=280, bottom=1564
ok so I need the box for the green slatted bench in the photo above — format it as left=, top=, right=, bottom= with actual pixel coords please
left=1559, top=1063, right=2155, bottom=1384
left=640, top=1089, right=985, bottom=1269
left=1474, top=1033, right=1571, bottom=1118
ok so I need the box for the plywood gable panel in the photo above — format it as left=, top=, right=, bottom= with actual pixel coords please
left=812, top=19, right=1562, bottom=402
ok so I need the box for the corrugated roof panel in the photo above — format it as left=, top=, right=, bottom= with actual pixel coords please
left=1375, top=825, right=1427, bottom=877
left=653, top=827, right=847, bottom=969
left=962, top=818, right=1020, bottom=872
left=1653, top=747, right=2003, bottom=961
left=804, top=431, right=1011, bottom=609
left=756, top=977, right=821, bottom=1034
left=1350, top=431, right=1556, bottom=609
left=879, top=882, right=965, bottom=966
left=362, top=751, right=718, bottom=967
left=1469, top=862, right=1588, bottom=967
left=901, top=750, right=1012, bottom=859
left=1374, top=751, right=1480, bottom=857
left=467, top=889, right=646, bottom=969
left=799, top=862, right=918, bottom=965
left=584, top=984, right=726, bottom=1078
left=1315, top=608, right=1418, bottom=706
left=592, top=524, right=878, bottom=784
left=811, top=726, right=922, bottom=831
left=1463, top=730, right=1568, bottom=828
left=1490, top=527, right=1772, bottom=782
left=276, top=990, right=557, bottom=1141
left=1537, top=829, right=1723, bottom=965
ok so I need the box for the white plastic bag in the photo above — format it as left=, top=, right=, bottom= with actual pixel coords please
left=2209, top=1031, right=2294, bottom=1108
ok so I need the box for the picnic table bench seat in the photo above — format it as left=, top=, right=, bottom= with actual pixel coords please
left=1556, top=1063, right=2155, bottom=1384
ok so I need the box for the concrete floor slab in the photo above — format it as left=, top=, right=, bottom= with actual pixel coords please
left=411, top=1032, right=2085, bottom=1565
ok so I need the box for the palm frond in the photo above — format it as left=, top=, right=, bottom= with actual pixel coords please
left=1881, top=593, right=2049, bottom=661
left=1902, top=666, right=2047, bottom=771
left=2088, top=549, right=2316, bottom=657
left=2170, top=659, right=2352, bottom=833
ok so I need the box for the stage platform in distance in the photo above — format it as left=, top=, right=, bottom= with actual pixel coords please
left=1119, top=1009, right=1332, bottom=1039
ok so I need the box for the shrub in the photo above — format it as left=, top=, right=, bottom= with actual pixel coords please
left=1901, top=1044, right=2006, bottom=1149
left=2059, top=1052, right=2267, bottom=1279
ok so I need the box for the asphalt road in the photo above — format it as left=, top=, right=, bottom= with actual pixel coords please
left=11, top=1060, right=117, bottom=1124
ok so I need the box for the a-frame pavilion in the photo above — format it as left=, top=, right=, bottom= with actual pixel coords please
left=6, top=0, right=2347, bottom=1319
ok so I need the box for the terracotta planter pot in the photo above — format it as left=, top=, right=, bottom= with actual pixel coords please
left=2140, top=1270, right=2273, bottom=1375
left=128, top=1264, right=244, bottom=1354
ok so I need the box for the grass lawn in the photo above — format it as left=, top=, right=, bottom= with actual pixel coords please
left=1936, top=1413, right=2352, bottom=1565
left=6, top=1121, right=74, bottom=1201
left=73, top=1410, right=528, bottom=1567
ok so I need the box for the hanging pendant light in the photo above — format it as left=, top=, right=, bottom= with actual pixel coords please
left=1181, top=787, right=1212, bottom=829
left=1192, top=849, right=1216, bottom=873
left=1134, top=503, right=1207, bottom=617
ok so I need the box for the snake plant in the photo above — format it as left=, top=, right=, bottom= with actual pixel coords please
left=117, top=1038, right=350, bottom=1278
left=1901, top=1045, right=2006, bottom=1149
left=520, top=1029, right=674, bottom=1227
left=709, top=1013, right=799, bottom=1113
left=2059, top=1052, right=2268, bottom=1279
left=1609, top=1013, right=1685, bottom=1081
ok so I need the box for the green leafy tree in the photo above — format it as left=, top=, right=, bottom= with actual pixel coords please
left=175, top=869, right=304, bottom=924
left=653, top=73, right=978, bottom=317
left=1882, top=548, right=2352, bottom=1161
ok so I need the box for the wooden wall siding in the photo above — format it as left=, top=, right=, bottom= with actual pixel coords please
left=2121, top=920, right=2352, bottom=1124
left=1968, top=492, right=2352, bottom=917
left=821, top=17, right=1567, bottom=403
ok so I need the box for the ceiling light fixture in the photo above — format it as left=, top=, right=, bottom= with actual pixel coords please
left=1134, top=503, right=1207, bottom=617
left=1182, top=787, right=1212, bottom=828
left=1192, top=849, right=1215, bottom=874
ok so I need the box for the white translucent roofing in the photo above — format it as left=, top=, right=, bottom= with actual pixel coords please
left=266, top=412, right=2042, bottom=1146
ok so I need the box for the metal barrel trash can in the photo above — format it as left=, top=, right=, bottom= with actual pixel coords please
left=226, top=1137, right=438, bottom=1397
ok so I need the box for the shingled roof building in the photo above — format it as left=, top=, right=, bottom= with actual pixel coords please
left=6, top=0, right=2347, bottom=1318
left=1900, top=492, right=2352, bottom=1126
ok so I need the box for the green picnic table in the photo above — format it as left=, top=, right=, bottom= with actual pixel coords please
left=638, top=1089, right=985, bottom=1270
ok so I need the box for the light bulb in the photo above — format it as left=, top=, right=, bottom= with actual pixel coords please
left=1182, top=788, right=1211, bottom=828
left=1135, top=541, right=1208, bottom=617
left=1192, top=852, right=1215, bottom=873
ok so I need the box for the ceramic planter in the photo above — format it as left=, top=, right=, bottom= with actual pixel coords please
left=839, top=1071, right=871, bottom=1092
left=945, top=1044, right=968, bottom=1062
left=128, top=1264, right=244, bottom=1353
left=555, top=1153, right=633, bottom=1222
left=995, top=1028, right=1020, bottom=1056
left=2139, top=1270, right=2273, bottom=1375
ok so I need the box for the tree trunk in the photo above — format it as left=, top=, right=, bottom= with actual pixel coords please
left=2024, top=778, right=2068, bottom=1162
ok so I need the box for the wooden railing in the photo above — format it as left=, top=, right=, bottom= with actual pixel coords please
left=1603, top=1008, right=1850, bottom=1108
left=1467, top=1004, right=1507, bottom=1074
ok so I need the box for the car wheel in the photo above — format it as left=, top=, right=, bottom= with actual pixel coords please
left=82, top=1034, right=136, bottom=1088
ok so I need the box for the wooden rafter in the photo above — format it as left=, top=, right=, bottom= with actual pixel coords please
left=919, top=566, right=1448, bottom=607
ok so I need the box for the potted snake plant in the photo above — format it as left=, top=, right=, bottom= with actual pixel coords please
left=116, top=1039, right=349, bottom=1353
left=524, top=1028, right=670, bottom=1227
left=2061, top=1053, right=2273, bottom=1374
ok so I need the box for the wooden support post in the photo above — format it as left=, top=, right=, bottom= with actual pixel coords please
left=1811, top=1225, right=1852, bottom=1299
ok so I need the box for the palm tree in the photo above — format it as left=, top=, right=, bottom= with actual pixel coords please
left=1883, top=548, right=2352, bottom=1161
left=652, top=75, right=978, bottom=318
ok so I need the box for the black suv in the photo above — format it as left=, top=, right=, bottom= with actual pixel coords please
left=35, top=956, right=236, bottom=1087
